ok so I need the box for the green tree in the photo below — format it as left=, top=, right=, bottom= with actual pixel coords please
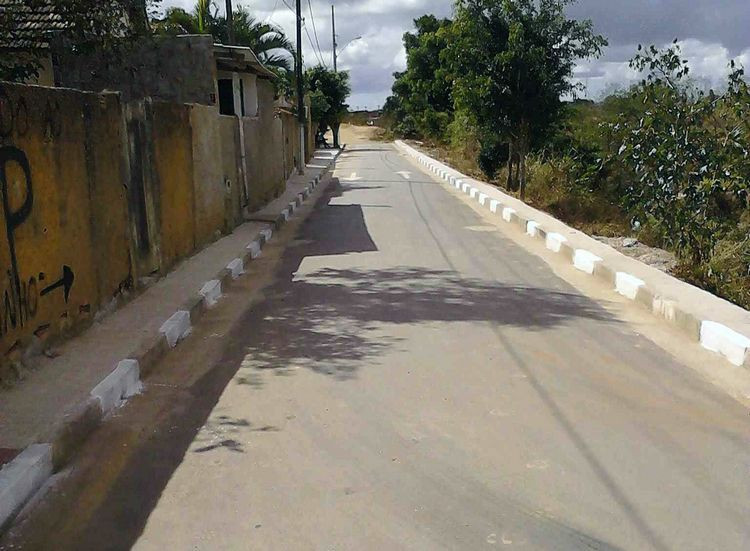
left=612, top=42, right=750, bottom=263
left=152, top=2, right=294, bottom=72
left=305, top=66, right=351, bottom=148
left=446, top=0, right=606, bottom=198
left=383, top=15, right=453, bottom=139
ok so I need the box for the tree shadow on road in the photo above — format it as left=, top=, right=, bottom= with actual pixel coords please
left=231, top=177, right=616, bottom=382
left=236, top=266, right=615, bottom=382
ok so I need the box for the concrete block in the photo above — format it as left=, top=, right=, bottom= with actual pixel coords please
left=199, top=279, right=222, bottom=307
left=91, top=359, right=142, bottom=415
left=527, top=221, right=541, bottom=237
left=469, top=188, right=479, bottom=199
left=260, top=228, right=273, bottom=244
left=700, top=321, right=750, bottom=366
left=0, top=444, right=53, bottom=530
left=159, top=311, right=192, bottom=348
left=449, top=176, right=456, bottom=186
left=478, top=193, right=488, bottom=206
left=545, top=232, right=567, bottom=253
left=247, top=240, right=262, bottom=259
left=281, top=208, right=291, bottom=221
left=502, top=207, right=516, bottom=222
left=573, top=249, right=603, bottom=274
left=454, top=179, right=463, bottom=189
left=489, top=200, right=501, bottom=213
left=288, top=200, right=297, bottom=212
left=227, top=258, right=244, bottom=279
left=461, top=183, right=471, bottom=194
left=615, top=272, right=645, bottom=300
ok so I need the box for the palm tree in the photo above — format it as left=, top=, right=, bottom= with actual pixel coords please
left=152, top=2, right=294, bottom=72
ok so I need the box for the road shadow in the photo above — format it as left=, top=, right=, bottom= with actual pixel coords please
left=1, top=173, right=619, bottom=551
left=228, top=177, right=614, bottom=382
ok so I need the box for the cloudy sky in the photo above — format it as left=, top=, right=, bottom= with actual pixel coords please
left=162, top=0, right=750, bottom=109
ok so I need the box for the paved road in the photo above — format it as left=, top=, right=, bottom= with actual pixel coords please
left=3, top=143, right=750, bottom=550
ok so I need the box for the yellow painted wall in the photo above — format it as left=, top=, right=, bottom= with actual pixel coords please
left=150, top=101, right=195, bottom=272
left=190, top=105, right=226, bottom=247
left=0, top=84, right=131, bottom=360
left=0, top=78, right=296, bottom=377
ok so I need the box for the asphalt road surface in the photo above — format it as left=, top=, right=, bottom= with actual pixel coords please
left=3, top=142, right=749, bottom=551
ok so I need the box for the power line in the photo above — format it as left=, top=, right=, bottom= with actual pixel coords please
left=304, top=21, right=326, bottom=66
left=265, top=0, right=280, bottom=22
left=280, top=0, right=296, bottom=15
left=307, top=0, right=326, bottom=67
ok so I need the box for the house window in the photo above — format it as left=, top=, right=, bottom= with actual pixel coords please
left=218, top=79, right=235, bottom=115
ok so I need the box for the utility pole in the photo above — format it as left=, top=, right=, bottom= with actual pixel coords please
left=331, top=4, right=337, bottom=72
left=225, top=0, right=234, bottom=44
left=295, top=0, right=306, bottom=173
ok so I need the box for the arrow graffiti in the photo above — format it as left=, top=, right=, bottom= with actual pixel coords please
left=41, top=265, right=75, bottom=303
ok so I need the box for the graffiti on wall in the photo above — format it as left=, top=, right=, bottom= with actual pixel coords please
left=0, top=145, right=75, bottom=340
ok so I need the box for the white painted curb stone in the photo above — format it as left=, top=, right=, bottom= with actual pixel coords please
left=159, top=311, right=192, bottom=348
left=199, top=279, right=222, bottom=307
left=469, top=188, right=479, bottom=199
left=91, top=359, right=143, bottom=414
left=615, top=272, right=645, bottom=300
left=700, top=321, right=750, bottom=366
left=489, top=200, right=501, bottom=213
left=478, top=193, right=488, bottom=206
left=0, top=444, right=53, bottom=529
left=502, top=207, right=516, bottom=222
left=454, top=179, right=463, bottom=189
left=546, top=232, right=567, bottom=253
left=461, top=182, right=471, bottom=193
left=527, top=221, right=541, bottom=237
left=260, top=228, right=273, bottom=242
left=227, top=258, right=244, bottom=279
left=449, top=176, right=455, bottom=186
left=281, top=208, right=290, bottom=221
left=247, top=240, right=262, bottom=259
left=573, top=250, right=603, bottom=274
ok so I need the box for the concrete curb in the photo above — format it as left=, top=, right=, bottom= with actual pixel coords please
left=0, top=150, right=342, bottom=533
left=395, top=139, right=750, bottom=370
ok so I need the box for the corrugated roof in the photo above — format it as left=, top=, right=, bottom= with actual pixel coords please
left=0, top=0, right=66, bottom=50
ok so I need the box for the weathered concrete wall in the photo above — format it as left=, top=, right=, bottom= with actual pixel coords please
left=243, top=79, right=287, bottom=210
left=189, top=105, right=225, bottom=247
left=0, top=83, right=132, bottom=371
left=0, top=78, right=298, bottom=380
left=53, top=35, right=218, bottom=106
left=150, top=101, right=196, bottom=272
left=217, top=116, right=243, bottom=231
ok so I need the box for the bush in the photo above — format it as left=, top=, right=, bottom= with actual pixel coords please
left=478, top=138, right=509, bottom=180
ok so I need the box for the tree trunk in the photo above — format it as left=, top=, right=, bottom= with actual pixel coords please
left=519, top=150, right=527, bottom=200
left=506, top=142, right=516, bottom=191
left=332, top=123, right=341, bottom=148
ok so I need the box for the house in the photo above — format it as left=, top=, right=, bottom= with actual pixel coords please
left=0, top=0, right=65, bottom=85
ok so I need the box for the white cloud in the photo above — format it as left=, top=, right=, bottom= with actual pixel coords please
left=160, top=0, right=750, bottom=109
